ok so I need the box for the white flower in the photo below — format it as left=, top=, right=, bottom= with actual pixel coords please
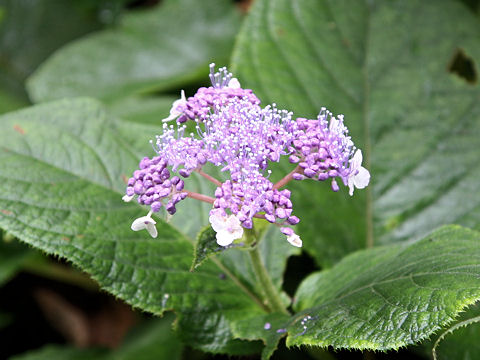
left=209, top=209, right=243, bottom=246
left=131, top=211, right=158, bottom=238
left=162, top=90, right=187, bottom=122
left=287, top=234, right=302, bottom=247
left=227, top=77, right=241, bottom=89
left=122, top=194, right=134, bottom=202
left=347, top=150, right=370, bottom=196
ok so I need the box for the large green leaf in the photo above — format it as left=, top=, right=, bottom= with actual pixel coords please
left=0, top=98, right=300, bottom=355
left=27, top=0, right=241, bottom=103
left=107, top=95, right=176, bottom=125
left=288, top=225, right=480, bottom=350
left=416, top=303, right=480, bottom=360
left=0, top=99, right=261, bottom=352
left=231, top=0, right=480, bottom=267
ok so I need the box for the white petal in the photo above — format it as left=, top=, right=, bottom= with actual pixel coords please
left=351, top=149, right=363, bottom=170
left=228, top=78, right=240, bottom=89
left=225, top=214, right=241, bottom=228
left=348, top=176, right=355, bottom=196
left=145, top=222, right=158, bottom=238
left=347, top=150, right=366, bottom=196
left=122, top=194, right=134, bottom=202
left=329, top=117, right=339, bottom=132
left=209, top=209, right=227, bottom=232
left=161, top=113, right=179, bottom=122
left=131, top=217, right=147, bottom=231
left=162, top=90, right=187, bottom=122
left=287, top=234, right=302, bottom=247
left=353, top=166, right=370, bottom=189
left=230, top=225, right=244, bottom=240
left=216, top=230, right=235, bottom=246
left=131, top=215, right=156, bottom=232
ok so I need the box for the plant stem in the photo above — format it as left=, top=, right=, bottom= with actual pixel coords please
left=273, top=165, right=302, bottom=190
left=245, top=229, right=290, bottom=315
left=196, top=169, right=223, bottom=187
left=184, top=190, right=215, bottom=204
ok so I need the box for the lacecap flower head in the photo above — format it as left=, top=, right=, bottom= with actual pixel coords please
left=123, top=64, right=370, bottom=247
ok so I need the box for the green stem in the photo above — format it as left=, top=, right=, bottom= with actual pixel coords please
left=245, top=229, right=290, bottom=315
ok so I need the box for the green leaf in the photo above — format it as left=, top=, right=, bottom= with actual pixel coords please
left=11, top=315, right=183, bottom=360
left=191, top=225, right=227, bottom=271
left=110, top=315, right=183, bottom=360
left=0, top=88, right=27, bottom=114
left=414, top=303, right=480, bottom=360
left=432, top=312, right=480, bottom=360
left=231, top=313, right=290, bottom=360
left=218, top=224, right=300, bottom=301
left=288, top=225, right=480, bottom=350
left=107, top=95, right=177, bottom=125
left=0, top=237, right=37, bottom=285
left=27, top=0, right=242, bottom=103
left=0, top=98, right=304, bottom=356
left=175, top=309, right=264, bottom=355
left=232, top=0, right=480, bottom=267
left=10, top=346, right=107, bottom=360
left=0, top=0, right=118, bottom=99
left=0, top=310, right=12, bottom=329
left=0, top=98, right=263, bottom=354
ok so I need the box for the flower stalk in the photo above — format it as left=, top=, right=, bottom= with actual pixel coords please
left=245, top=228, right=290, bottom=315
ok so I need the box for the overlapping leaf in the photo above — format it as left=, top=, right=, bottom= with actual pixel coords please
left=232, top=0, right=480, bottom=267
left=288, top=226, right=480, bottom=350
left=420, top=303, right=480, bottom=360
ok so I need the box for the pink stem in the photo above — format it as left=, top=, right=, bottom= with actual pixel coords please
left=184, top=190, right=215, bottom=204
left=196, top=169, right=223, bottom=187
left=273, top=165, right=302, bottom=190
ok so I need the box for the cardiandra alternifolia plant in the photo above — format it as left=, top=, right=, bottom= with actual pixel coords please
left=122, top=64, right=370, bottom=270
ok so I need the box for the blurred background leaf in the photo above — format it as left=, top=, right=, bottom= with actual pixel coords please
left=0, top=232, right=38, bottom=286
left=0, top=0, right=125, bottom=101
left=26, top=0, right=242, bottom=103
left=10, top=314, right=182, bottom=360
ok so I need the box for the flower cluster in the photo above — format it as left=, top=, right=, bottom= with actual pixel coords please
left=288, top=108, right=370, bottom=195
left=123, top=64, right=370, bottom=247
left=163, top=64, right=260, bottom=123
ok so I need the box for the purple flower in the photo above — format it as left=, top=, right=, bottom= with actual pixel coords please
left=163, top=63, right=260, bottom=123
left=288, top=108, right=370, bottom=194
left=123, top=64, right=369, bottom=245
